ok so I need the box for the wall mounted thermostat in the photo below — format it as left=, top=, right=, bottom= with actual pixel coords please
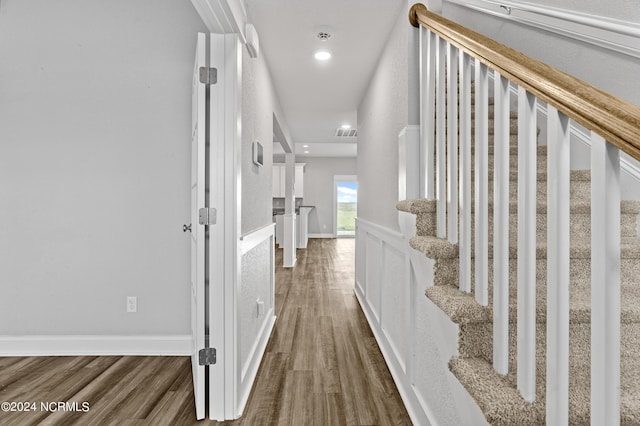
left=252, top=141, right=264, bottom=167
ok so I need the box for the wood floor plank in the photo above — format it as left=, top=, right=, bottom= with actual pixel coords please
left=0, top=239, right=410, bottom=425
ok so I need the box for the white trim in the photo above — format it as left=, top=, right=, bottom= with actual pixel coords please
left=190, top=0, right=247, bottom=44
left=0, top=335, right=191, bottom=356
left=240, top=223, right=275, bottom=255
left=236, top=313, right=276, bottom=418
left=356, top=218, right=405, bottom=250
left=445, top=0, right=640, bottom=59
left=355, top=218, right=435, bottom=426
left=308, top=233, right=336, bottom=239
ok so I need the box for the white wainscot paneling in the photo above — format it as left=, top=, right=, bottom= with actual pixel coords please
left=365, top=233, right=383, bottom=322
left=355, top=215, right=488, bottom=426
left=381, top=243, right=409, bottom=373
left=237, top=224, right=276, bottom=414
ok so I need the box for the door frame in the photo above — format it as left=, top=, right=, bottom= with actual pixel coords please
left=207, top=32, right=242, bottom=421
left=333, top=175, right=358, bottom=237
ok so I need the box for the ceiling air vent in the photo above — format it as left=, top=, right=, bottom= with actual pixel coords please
left=335, top=128, right=357, bottom=137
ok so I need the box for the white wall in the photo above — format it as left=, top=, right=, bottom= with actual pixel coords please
left=357, top=3, right=410, bottom=232
left=242, top=47, right=278, bottom=235
left=0, top=1, right=206, bottom=338
left=298, top=157, right=357, bottom=236
left=441, top=0, right=640, bottom=197
left=442, top=2, right=640, bottom=106
left=515, top=0, right=639, bottom=22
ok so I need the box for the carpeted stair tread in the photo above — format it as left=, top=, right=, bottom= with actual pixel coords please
left=450, top=349, right=640, bottom=426
left=425, top=268, right=640, bottom=325
left=448, top=357, right=543, bottom=425
left=410, top=235, right=640, bottom=261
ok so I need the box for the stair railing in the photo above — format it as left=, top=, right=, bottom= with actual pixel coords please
left=409, top=3, right=640, bottom=424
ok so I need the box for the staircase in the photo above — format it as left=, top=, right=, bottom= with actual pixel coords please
left=397, top=91, right=640, bottom=424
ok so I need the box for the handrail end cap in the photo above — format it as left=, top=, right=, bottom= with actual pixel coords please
left=409, top=3, right=428, bottom=28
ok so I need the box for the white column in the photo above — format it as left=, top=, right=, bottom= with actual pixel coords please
left=517, top=87, right=537, bottom=402
left=546, top=106, right=570, bottom=425
left=474, top=60, right=489, bottom=306
left=436, top=37, right=447, bottom=239
left=591, top=133, right=621, bottom=426
left=493, top=71, right=510, bottom=375
left=458, top=53, right=472, bottom=293
left=446, top=43, right=459, bottom=244
left=420, top=28, right=436, bottom=199
left=283, top=152, right=296, bottom=268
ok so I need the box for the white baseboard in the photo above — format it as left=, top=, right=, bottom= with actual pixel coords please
left=236, top=312, right=276, bottom=417
left=308, top=233, right=336, bottom=239
left=0, top=334, right=192, bottom=356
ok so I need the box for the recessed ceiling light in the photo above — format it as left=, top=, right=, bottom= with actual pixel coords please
left=341, top=124, right=351, bottom=129
left=304, top=150, right=310, bottom=154
left=303, top=145, right=309, bottom=148
left=314, top=50, right=331, bottom=61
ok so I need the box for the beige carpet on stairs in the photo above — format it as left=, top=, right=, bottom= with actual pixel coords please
left=397, top=95, right=640, bottom=425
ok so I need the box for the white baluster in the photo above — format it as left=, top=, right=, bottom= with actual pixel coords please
left=517, top=87, right=537, bottom=402
left=591, top=133, right=621, bottom=426
left=436, top=37, right=447, bottom=239
left=474, top=60, right=489, bottom=306
left=447, top=44, right=459, bottom=244
left=546, top=106, right=570, bottom=425
left=493, top=71, right=510, bottom=375
left=420, top=28, right=436, bottom=200
left=458, top=53, right=472, bottom=293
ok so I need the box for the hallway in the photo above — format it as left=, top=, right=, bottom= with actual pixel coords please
left=234, top=238, right=411, bottom=425
left=0, top=239, right=411, bottom=425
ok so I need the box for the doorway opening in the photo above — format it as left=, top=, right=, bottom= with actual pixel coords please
left=334, top=175, right=357, bottom=237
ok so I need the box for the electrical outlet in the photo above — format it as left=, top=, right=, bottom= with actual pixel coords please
left=127, top=296, right=137, bottom=313
left=256, top=299, right=264, bottom=317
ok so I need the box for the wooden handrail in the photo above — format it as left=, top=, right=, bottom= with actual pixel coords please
left=409, top=3, right=640, bottom=161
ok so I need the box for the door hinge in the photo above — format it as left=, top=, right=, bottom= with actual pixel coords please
left=199, top=347, right=217, bottom=365
left=199, top=208, right=217, bottom=225
left=199, top=67, right=217, bottom=85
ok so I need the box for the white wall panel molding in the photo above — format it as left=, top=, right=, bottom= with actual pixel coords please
left=240, top=223, right=275, bottom=255
left=355, top=216, right=487, bottom=425
left=0, top=335, right=192, bottom=356
left=445, top=0, right=640, bottom=58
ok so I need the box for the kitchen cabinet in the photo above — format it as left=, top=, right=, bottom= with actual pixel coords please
left=272, top=163, right=305, bottom=198
left=272, top=165, right=285, bottom=197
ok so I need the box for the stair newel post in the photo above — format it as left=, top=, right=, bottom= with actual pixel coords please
left=517, top=87, right=538, bottom=402
left=493, top=71, right=510, bottom=376
left=474, top=59, right=489, bottom=306
left=419, top=27, right=436, bottom=200
left=436, top=37, right=447, bottom=239
left=546, top=106, right=571, bottom=425
left=590, top=133, right=621, bottom=426
left=458, top=52, right=472, bottom=293
left=446, top=43, right=459, bottom=244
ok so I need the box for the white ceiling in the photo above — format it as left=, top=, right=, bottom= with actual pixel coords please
left=244, top=0, right=405, bottom=157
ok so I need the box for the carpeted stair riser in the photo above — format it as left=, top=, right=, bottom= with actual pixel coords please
left=449, top=352, right=640, bottom=426
left=403, top=196, right=639, bottom=241
left=450, top=323, right=640, bottom=426
left=458, top=322, right=640, bottom=370
left=418, top=238, right=640, bottom=292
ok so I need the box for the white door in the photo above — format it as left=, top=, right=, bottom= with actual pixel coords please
left=190, top=32, right=206, bottom=421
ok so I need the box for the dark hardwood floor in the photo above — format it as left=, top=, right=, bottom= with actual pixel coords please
left=0, top=238, right=411, bottom=425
